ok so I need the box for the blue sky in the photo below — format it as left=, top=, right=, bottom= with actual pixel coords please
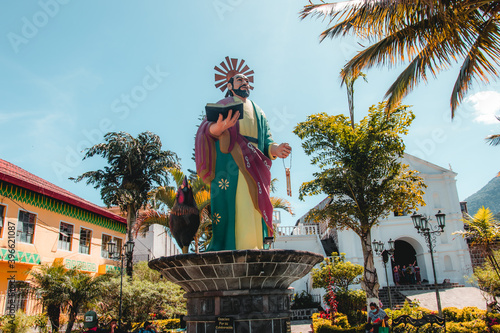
left=1, top=0, right=499, bottom=226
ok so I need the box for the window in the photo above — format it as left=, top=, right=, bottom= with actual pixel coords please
left=58, top=222, right=73, bottom=251
left=17, top=210, right=36, bottom=243
left=101, top=234, right=122, bottom=259
left=0, top=205, right=5, bottom=238
left=101, top=234, right=112, bottom=258
left=79, top=228, right=92, bottom=254
left=5, top=280, right=29, bottom=314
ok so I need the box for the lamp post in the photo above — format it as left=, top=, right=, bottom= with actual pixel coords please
left=107, top=239, right=135, bottom=329
left=372, top=238, right=395, bottom=309
left=411, top=210, right=446, bottom=316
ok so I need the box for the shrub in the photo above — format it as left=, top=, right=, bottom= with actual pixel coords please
left=332, top=290, right=366, bottom=326
left=446, top=320, right=486, bottom=332
left=1, top=310, right=36, bottom=333
left=291, top=291, right=320, bottom=309
left=492, top=324, right=500, bottom=333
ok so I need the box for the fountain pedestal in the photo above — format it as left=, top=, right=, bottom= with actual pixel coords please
left=148, top=249, right=323, bottom=333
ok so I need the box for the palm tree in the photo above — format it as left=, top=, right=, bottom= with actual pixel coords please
left=64, top=270, right=108, bottom=333
left=136, top=171, right=294, bottom=253
left=73, top=131, right=179, bottom=275
left=345, top=71, right=367, bottom=129
left=453, top=206, right=500, bottom=279
left=29, top=263, right=68, bottom=333
left=301, top=0, right=500, bottom=117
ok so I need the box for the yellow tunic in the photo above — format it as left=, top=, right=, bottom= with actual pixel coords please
left=233, top=96, right=276, bottom=249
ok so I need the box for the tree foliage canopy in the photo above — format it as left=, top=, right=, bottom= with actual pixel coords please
left=99, top=261, right=186, bottom=327
left=311, top=252, right=363, bottom=291
left=301, top=0, right=500, bottom=117
left=294, top=102, right=426, bottom=237
left=73, top=131, right=179, bottom=212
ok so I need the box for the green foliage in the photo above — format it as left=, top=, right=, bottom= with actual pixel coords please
left=294, top=103, right=425, bottom=235
left=291, top=291, right=320, bottom=309
left=295, top=103, right=425, bottom=298
left=33, top=313, right=49, bottom=333
left=74, top=131, right=179, bottom=211
left=28, top=262, right=68, bottom=332
left=1, top=310, right=36, bottom=333
left=311, top=253, right=363, bottom=291
left=334, top=290, right=366, bottom=326
left=99, top=261, right=186, bottom=328
left=301, top=0, right=500, bottom=116
left=64, top=269, right=110, bottom=333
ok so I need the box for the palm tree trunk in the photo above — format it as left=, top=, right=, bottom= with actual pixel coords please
left=360, top=231, right=380, bottom=305
left=47, top=304, right=60, bottom=333
left=65, top=309, right=77, bottom=333
left=126, top=203, right=137, bottom=277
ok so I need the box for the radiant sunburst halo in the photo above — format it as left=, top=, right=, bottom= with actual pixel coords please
left=214, top=56, right=254, bottom=92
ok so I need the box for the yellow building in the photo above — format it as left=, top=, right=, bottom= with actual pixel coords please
left=0, top=159, right=126, bottom=314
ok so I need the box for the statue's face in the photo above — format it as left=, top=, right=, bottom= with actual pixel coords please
left=229, top=74, right=250, bottom=98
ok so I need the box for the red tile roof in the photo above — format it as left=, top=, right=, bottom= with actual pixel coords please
left=0, top=159, right=126, bottom=224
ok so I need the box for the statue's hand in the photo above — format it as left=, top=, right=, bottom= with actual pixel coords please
left=272, top=143, right=291, bottom=158
left=209, top=110, right=240, bottom=137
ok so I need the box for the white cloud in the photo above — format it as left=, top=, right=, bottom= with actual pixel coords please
left=466, top=91, right=500, bottom=124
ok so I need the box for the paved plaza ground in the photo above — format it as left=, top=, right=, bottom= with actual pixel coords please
left=401, top=286, right=486, bottom=311
left=291, top=320, right=313, bottom=333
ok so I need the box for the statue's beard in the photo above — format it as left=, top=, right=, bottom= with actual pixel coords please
left=233, top=87, right=250, bottom=98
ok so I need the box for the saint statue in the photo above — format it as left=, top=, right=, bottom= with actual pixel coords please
left=195, top=57, right=291, bottom=251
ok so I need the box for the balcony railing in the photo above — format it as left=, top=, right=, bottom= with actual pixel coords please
left=275, top=224, right=319, bottom=237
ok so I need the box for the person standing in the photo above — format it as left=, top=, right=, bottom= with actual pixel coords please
left=393, top=266, right=400, bottom=286
left=82, top=311, right=105, bottom=333
left=196, top=67, right=291, bottom=251
left=367, top=302, right=389, bottom=333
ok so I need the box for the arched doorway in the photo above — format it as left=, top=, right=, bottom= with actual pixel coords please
left=393, top=240, right=417, bottom=268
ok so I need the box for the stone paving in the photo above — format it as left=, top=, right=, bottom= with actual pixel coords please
left=400, top=286, right=486, bottom=311
left=291, top=320, right=313, bottom=333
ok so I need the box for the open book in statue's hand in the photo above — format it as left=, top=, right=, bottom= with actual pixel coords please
left=205, top=101, right=244, bottom=122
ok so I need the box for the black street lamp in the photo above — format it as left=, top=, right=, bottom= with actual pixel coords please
left=411, top=210, right=446, bottom=316
left=107, top=239, right=135, bottom=329
left=372, top=238, right=395, bottom=309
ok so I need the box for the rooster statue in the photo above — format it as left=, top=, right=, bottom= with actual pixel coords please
left=170, top=176, right=200, bottom=253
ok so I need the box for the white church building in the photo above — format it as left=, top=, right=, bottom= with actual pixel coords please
left=273, top=153, right=473, bottom=300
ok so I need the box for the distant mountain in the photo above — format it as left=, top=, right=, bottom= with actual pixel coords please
left=464, top=177, right=500, bottom=216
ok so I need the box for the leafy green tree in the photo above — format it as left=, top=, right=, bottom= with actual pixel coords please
left=64, top=270, right=109, bottom=333
left=73, top=131, right=179, bottom=275
left=312, top=252, right=363, bottom=291
left=454, top=207, right=500, bottom=279
left=29, top=263, right=68, bottom=332
left=301, top=0, right=500, bottom=117
left=99, top=261, right=185, bottom=329
left=293, top=102, right=426, bottom=302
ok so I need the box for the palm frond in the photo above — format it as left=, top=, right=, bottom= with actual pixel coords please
left=486, top=134, right=500, bottom=146
left=271, top=196, right=295, bottom=216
